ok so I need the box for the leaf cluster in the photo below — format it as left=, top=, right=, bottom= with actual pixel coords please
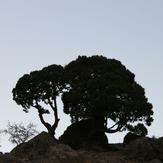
left=13, top=65, right=64, bottom=114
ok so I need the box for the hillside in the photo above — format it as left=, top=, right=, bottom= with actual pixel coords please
left=0, top=132, right=163, bottom=163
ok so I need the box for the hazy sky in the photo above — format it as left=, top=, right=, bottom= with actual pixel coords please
left=0, top=0, right=163, bottom=152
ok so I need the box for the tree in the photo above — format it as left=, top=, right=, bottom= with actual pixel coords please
left=12, top=65, right=65, bottom=138
left=3, top=122, right=38, bottom=145
left=62, top=56, right=153, bottom=135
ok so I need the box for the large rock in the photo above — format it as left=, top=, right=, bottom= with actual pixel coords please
left=124, top=137, right=163, bottom=161
left=7, top=131, right=128, bottom=163
left=10, top=131, right=57, bottom=159
left=123, top=132, right=142, bottom=146
left=0, top=154, right=22, bottom=163
left=9, top=131, right=81, bottom=162
left=59, top=119, right=108, bottom=150
left=0, top=131, right=163, bottom=163
left=145, top=159, right=163, bottom=163
left=155, top=137, right=163, bottom=161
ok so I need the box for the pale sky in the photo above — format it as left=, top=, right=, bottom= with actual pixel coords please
left=0, top=0, right=163, bottom=152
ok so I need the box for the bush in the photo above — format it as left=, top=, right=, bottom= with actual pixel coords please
left=3, top=122, right=39, bottom=145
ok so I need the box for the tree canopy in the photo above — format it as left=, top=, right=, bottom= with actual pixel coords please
left=12, top=64, right=65, bottom=138
left=13, top=55, right=153, bottom=138
left=62, top=56, right=153, bottom=135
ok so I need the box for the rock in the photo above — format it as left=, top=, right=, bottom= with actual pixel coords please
left=0, top=131, right=163, bottom=163
left=145, top=159, right=163, bottom=163
left=10, top=131, right=57, bottom=159
left=9, top=131, right=85, bottom=163
left=59, top=119, right=108, bottom=150
left=0, top=154, right=23, bottom=163
left=123, top=132, right=142, bottom=146
left=157, top=137, right=163, bottom=161
left=123, top=137, right=163, bottom=161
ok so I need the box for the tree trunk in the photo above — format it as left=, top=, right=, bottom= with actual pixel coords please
left=94, top=116, right=105, bottom=131
left=38, top=111, right=56, bottom=139
left=47, top=127, right=55, bottom=139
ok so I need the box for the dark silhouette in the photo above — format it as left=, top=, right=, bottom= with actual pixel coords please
left=12, top=65, right=65, bottom=138
left=62, top=56, right=153, bottom=136
left=59, top=119, right=108, bottom=150
left=123, top=132, right=142, bottom=146
left=13, top=55, right=153, bottom=144
left=126, top=123, right=148, bottom=136
left=123, top=123, right=148, bottom=146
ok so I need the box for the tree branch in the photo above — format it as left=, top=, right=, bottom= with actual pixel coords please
left=107, top=121, right=120, bottom=130
left=33, top=100, right=52, bottom=131
left=105, top=123, right=123, bottom=133
left=48, top=97, right=60, bottom=130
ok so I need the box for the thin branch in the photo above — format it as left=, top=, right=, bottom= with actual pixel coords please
left=33, top=100, right=52, bottom=130
left=105, top=123, right=123, bottom=133
left=107, top=121, right=120, bottom=130
left=47, top=97, right=60, bottom=130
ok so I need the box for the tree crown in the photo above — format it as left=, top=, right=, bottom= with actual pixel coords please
left=62, top=55, right=153, bottom=134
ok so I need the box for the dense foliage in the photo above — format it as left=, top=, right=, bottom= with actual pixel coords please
left=13, top=55, right=153, bottom=137
left=62, top=56, right=153, bottom=135
left=13, top=65, right=65, bottom=138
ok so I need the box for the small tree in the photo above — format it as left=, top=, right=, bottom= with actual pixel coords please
left=12, top=65, right=65, bottom=138
left=3, top=122, right=38, bottom=145
left=62, top=56, right=154, bottom=135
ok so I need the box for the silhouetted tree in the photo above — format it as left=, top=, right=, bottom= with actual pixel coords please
left=62, top=56, right=153, bottom=135
left=3, top=122, right=38, bottom=145
left=13, top=65, right=65, bottom=138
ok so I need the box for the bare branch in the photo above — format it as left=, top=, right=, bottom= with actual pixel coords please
left=3, top=122, right=39, bottom=145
